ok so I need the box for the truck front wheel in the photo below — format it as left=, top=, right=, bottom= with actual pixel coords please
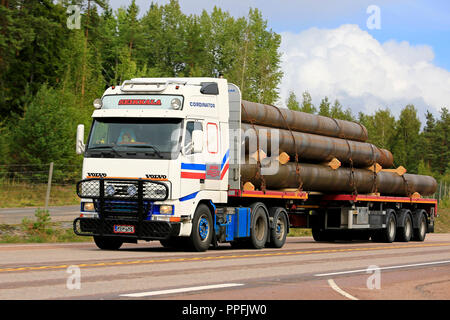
left=93, top=236, right=123, bottom=250
left=189, top=204, right=213, bottom=252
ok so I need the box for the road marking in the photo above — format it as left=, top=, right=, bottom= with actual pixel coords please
left=0, top=242, right=448, bottom=273
left=315, top=259, right=450, bottom=277
left=327, top=279, right=358, bottom=300
left=120, top=283, right=244, bottom=298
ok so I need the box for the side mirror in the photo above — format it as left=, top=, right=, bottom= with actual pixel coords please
left=192, top=129, right=203, bottom=153
left=76, top=124, right=85, bottom=154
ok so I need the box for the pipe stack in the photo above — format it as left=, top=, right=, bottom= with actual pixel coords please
left=240, top=100, right=437, bottom=196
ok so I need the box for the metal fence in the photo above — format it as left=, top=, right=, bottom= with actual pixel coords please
left=434, top=181, right=450, bottom=206
left=0, top=163, right=81, bottom=185
left=0, top=162, right=81, bottom=210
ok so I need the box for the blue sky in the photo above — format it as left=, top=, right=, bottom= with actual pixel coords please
left=107, top=0, right=450, bottom=118
left=109, top=0, right=450, bottom=69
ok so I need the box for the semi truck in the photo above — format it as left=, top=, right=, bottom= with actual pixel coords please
left=73, top=77, right=437, bottom=251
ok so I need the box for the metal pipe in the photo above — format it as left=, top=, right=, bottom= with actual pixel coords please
left=241, top=100, right=369, bottom=142
left=241, top=162, right=437, bottom=196
left=241, top=123, right=393, bottom=168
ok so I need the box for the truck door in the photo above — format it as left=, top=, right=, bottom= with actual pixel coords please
left=204, top=121, right=221, bottom=191
left=180, top=119, right=205, bottom=199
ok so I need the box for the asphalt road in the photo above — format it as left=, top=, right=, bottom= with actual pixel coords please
left=0, top=205, right=80, bottom=224
left=0, top=234, right=449, bottom=300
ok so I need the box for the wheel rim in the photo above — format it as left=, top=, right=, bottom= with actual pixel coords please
left=275, top=216, right=285, bottom=240
left=198, top=215, right=209, bottom=241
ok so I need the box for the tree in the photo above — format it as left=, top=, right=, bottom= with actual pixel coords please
left=318, top=97, right=331, bottom=117
left=300, top=91, right=316, bottom=114
left=360, top=108, right=396, bottom=151
left=286, top=91, right=300, bottom=111
left=391, top=105, right=421, bottom=173
left=330, top=99, right=355, bottom=121
left=10, top=84, right=82, bottom=181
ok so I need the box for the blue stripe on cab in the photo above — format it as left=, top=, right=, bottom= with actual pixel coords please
left=179, top=191, right=199, bottom=202
left=221, top=149, right=230, bottom=170
left=181, top=163, right=206, bottom=171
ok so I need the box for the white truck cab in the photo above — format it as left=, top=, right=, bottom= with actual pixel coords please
left=74, top=78, right=249, bottom=251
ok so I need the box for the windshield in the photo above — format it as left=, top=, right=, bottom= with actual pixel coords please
left=85, top=118, right=183, bottom=159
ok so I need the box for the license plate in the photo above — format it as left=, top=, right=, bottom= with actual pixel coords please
left=113, top=225, right=135, bottom=234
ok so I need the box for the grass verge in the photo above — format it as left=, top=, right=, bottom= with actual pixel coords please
left=0, top=208, right=88, bottom=243
left=0, top=183, right=79, bottom=208
left=435, top=207, right=450, bottom=233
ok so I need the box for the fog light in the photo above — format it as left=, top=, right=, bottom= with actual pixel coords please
left=159, top=205, right=173, bottom=215
left=83, top=202, right=95, bottom=212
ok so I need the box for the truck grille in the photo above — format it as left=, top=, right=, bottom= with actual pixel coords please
left=77, top=178, right=168, bottom=201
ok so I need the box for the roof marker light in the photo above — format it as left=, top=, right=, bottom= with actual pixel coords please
left=171, top=98, right=182, bottom=110
left=93, top=98, right=102, bottom=109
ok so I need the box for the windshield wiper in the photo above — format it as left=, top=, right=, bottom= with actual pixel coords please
left=88, top=145, right=122, bottom=158
left=123, top=144, right=163, bottom=158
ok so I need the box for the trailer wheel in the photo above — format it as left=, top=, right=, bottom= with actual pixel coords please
left=412, top=212, right=427, bottom=242
left=396, top=211, right=413, bottom=242
left=93, top=236, right=123, bottom=250
left=249, top=203, right=269, bottom=249
left=268, top=208, right=288, bottom=248
left=380, top=210, right=397, bottom=243
left=189, top=204, right=213, bottom=252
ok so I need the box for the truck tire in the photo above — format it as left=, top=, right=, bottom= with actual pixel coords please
left=249, top=202, right=269, bottom=249
left=412, top=212, right=427, bottom=242
left=380, top=210, right=397, bottom=243
left=396, top=210, right=413, bottom=242
left=268, top=207, right=288, bottom=248
left=189, top=204, right=213, bottom=252
left=93, top=236, right=123, bottom=250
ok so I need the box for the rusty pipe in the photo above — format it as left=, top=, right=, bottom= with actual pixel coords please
left=241, top=100, right=369, bottom=142
left=241, top=162, right=437, bottom=196
left=241, top=123, right=393, bottom=168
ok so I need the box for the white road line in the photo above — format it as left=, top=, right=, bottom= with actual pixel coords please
left=327, top=279, right=359, bottom=300
left=315, top=260, right=450, bottom=277
left=120, top=283, right=244, bottom=298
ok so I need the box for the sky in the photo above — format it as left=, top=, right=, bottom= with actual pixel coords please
left=108, top=0, right=450, bottom=120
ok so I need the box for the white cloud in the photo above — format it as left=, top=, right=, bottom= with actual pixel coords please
left=279, top=24, right=450, bottom=118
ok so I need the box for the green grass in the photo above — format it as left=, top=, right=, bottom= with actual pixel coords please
left=0, top=183, right=79, bottom=208
left=0, top=208, right=88, bottom=243
left=287, top=228, right=312, bottom=237
left=435, top=207, right=450, bottom=233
